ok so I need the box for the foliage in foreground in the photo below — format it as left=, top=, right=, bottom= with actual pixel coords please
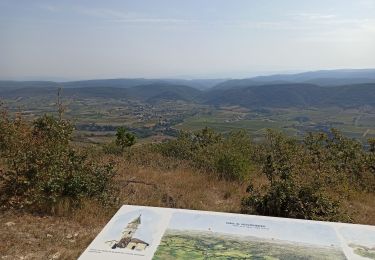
left=0, top=112, right=116, bottom=214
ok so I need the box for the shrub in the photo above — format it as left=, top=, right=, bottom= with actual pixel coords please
left=0, top=113, right=116, bottom=214
left=158, top=128, right=253, bottom=180
left=215, top=131, right=254, bottom=180
left=241, top=130, right=350, bottom=222
left=216, top=152, right=249, bottom=180
left=241, top=181, right=347, bottom=221
left=115, top=126, right=136, bottom=151
left=304, top=129, right=370, bottom=190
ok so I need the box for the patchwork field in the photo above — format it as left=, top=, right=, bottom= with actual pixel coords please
left=2, top=95, right=375, bottom=143
left=176, top=107, right=375, bottom=141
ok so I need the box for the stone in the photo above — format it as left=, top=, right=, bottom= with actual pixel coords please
left=50, top=252, right=60, bottom=260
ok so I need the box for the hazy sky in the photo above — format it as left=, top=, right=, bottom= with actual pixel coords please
left=1, top=0, right=375, bottom=80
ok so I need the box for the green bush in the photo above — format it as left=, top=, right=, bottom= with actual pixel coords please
left=304, top=129, right=370, bottom=190
left=102, top=127, right=137, bottom=156
left=215, top=131, right=254, bottom=180
left=241, top=130, right=350, bottom=222
left=241, top=181, right=347, bottom=221
left=115, top=126, right=136, bottom=151
left=216, top=152, right=249, bottom=180
left=158, top=128, right=253, bottom=180
left=0, top=113, right=116, bottom=213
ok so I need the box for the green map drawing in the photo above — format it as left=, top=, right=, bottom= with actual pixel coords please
left=153, top=229, right=346, bottom=260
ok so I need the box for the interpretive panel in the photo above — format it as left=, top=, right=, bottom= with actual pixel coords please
left=79, top=205, right=375, bottom=260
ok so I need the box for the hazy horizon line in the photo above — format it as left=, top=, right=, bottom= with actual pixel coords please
left=1, top=67, right=375, bottom=82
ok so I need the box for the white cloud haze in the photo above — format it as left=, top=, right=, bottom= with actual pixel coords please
left=0, top=0, right=374, bottom=80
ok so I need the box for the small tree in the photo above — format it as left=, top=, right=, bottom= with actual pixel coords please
left=0, top=113, right=116, bottom=213
left=115, top=127, right=136, bottom=151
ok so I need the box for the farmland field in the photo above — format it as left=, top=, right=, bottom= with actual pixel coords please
left=2, top=95, right=375, bottom=143
left=176, top=107, right=375, bottom=141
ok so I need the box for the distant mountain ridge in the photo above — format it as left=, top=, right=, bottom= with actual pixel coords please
left=0, top=83, right=201, bottom=103
left=205, top=83, right=375, bottom=108
left=213, top=69, right=375, bottom=90
left=2, top=69, right=374, bottom=91
left=1, top=82, right=375, bottom=109
left=252, top=69, right=375, bottom=81
left=1, top=69, right=375, bottom=109
left=0, top=78, right=226, bottom=91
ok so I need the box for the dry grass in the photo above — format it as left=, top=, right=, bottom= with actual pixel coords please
left=0, top=210, right=104, bottom=260
left=115, top=162, right=248, bottom=213
left=344, top=191, right=375, bottom=225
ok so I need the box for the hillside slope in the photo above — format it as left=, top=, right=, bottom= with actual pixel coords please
left=213, top=69, right=375, bottom=90
left=0, top=83, right=203, bottom=102
left=205, top=83, right=375, bottom=108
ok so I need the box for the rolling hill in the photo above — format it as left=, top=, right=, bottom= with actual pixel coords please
left=1, top=69, right=375, bottom=108
left=204, top=83, right=375, bottom=108
left=126, top=83, right=202, bottom=102
left=212, top=69, right=375, bottom=90
left=0, top=83, right=202, bottom=103
left=0, top=78, right=225, bottom=91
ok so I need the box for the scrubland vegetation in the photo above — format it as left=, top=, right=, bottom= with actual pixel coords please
left=1, top=108, right=375, bottom=259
